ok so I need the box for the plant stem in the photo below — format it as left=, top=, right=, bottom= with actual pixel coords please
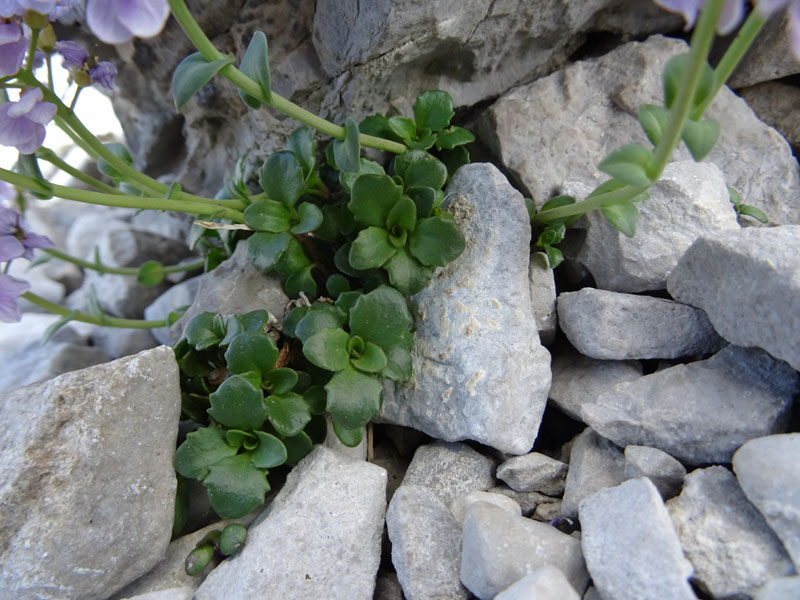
left=167, top=0, right=408, bottom=155
left=531, top=185, right=648, bottom=224
left=36, top=147, right=122, bottom=194
left=24, top=29, right=40, bottom=73
left=44, top=248, right=205, bottom=277
left=0, top=167, right=245, bottom=221
left=22, top=291, right=167, bottom=328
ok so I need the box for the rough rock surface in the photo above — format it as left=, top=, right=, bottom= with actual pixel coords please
left=461, top=502, right=589, bottom=599
left=479, top=35, right=800, bottom=226
left=561, top=428, right=626, bottom=519
left=557, top=288, right=725, bottom=360
left=548, top=351, right=642, bottom=421
left=0, top=340, right=110, bottom=393
left=0, top=347, right=181, bottom=600
left=582, top=345, right=798, bottom=464
left=494, top=566, right=581, bottom=600
left=666, top=467, right=795, bottom=598
left=386, top=485, right=467, bottom=600
left=496, top=452, right=568, bottom=496
left=378, top=164, right=551, bottom=455
left=623, top=445, right=686, bottom=500
left=667, top=225, right=800, bottom=371
left=739, top=81, right=800, bottom=151
left=449, top=491, right=522, bottom=525
left=529, top=252, right=557, bottom=345
left=727, top=11, right=800, bottom=88
left=194, top=447, right=386, bottom=599
left=169, top=240, right=289, bottom=342
left=579, top=478, right=696, bottom=600
left=754, top=576, right=800, bottom=600
left=733, top=434, right=800, bottom=570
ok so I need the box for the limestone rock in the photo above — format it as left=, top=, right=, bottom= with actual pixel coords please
left=728, top=11, right=800, bottom=88
left=666, top=467, right=795, bottom=598
left=739, top=81, right=800, bottom=151
left=386, top=485, right=467, bottom=600
left=496, top=452, right=568, bottom=496
left=623, top=445, right=686, bottom=500
left=667, top=225, right=800, bottom=371
left=494, top=566, right=581, bottom=600
left=579, top=478, right=696, bottom=600
left=449, top=491, right=522, bottom=525
left=582, top=345, right=798, bottom=464
left=194, top=447, right=386, bottom=599
left=754, top=576, right=800, bottom=600
left=733, top=434, right=800, bottom=570
left=529, top=252, right=557, bottom=345
left=0, top=347, right=181, bottom=600
left=378, top=163, right=551, bottom=455
left=557, top=288, right=725, bottom=360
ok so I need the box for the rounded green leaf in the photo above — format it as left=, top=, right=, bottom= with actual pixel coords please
left=219, top=523, right=248, bottom=556
left=403, top=156, right=448, bottom=190
left=259, top=152, right=305, bottom=207
left=326, top=273, right=351, bottom=298
left=243, top=200, right=292, bottom=232
left=324, top=366, right=383, bottom=429
left=303, top=385, right=327, bottom=415
left=247, top=231, right=290, bottom=273
left=250, top=431, right=287, bottom=469
left=349, top=227, right=397, bottom=270
left=348, top=174, right=403, bottom=227
left=681, top=117, right=720, bottom=162
left=601, top=202, right=640, bottom=238
left=339, top=158, right=386, bottom=193
left=174, top=425, right=237, bottom=480
left=202, top=454, right=270, bottom=518
left=348, top=285, right=412, bottom=345
left=662, top=53, right=689, bottom=109
left=137, top=260, right=165, bottom=287
left=224, top=331, right=279, bottom=375
left=295, top=303, right=346, bottom=343
left=334, top=290, right=363, bottom=315
left=413, top=90, right=454, bottom=132
left=332, top=117, right=361, bottom=173
left=291, top=202, right=323, bottom=234
left=386, top=195, right=417, bottom=233
left=286, top=126, right=315, bottom=176
left=238, top=31, right=272, bottom=106
left=332, top=421, right=364, bottom=448
left=350, top=341, right=387, bottom=373
left=381, top=331, right=413, bottom=381
left=172, top=52, right=234, bottom=112
left=408, top=215, right=466, bottom=267
left=439, top=146, right=470, bottom=178
left=184, top=312, right=225, bottom=350
left=275, top=236, right=311, bottom=275
left=284, top=265, right=317, bottom=299
left=282, top=431, right=313, bottom=466
left=597, top=144, right=654, bottom=187
left=637, top=104, right=670, bottom=147
left=435, top=125, right=475, bottom=150
left=405, top=186, right=436, bottom=219
left=384, top=246, right=433, bottom=295
left=208, top=375, right=268, bottom=430
left=264, top=368, right=298, bottom=394
left=388, top=116, right=417, bottom=141
left=225, top=429, right=257, bottom=450
left=302, top=327, right=351, bottom=371
left=265, top=392, right=311, bottom=437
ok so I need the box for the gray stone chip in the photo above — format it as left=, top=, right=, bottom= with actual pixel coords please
left=496, top=452, right=567, bottom=496
left=623, top=445, right=686, bottom=500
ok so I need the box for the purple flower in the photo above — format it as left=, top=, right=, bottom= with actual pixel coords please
left=0, top=21, right=27, bottom=77
left=0, top=0, right=57, bottom=17
left=0, top=206, right=54, bottom=261
left=54, top=39, right=87, bottom=68
left=48, top=0, right=78, bottom=20
left=0, top=87, right=57, bottom=155
left=86, top=0, right=169, bottom=44
left=0, top=272, right=29, bottom=322
left=88, top=60, right=116, bottom=89
left=654, top=0, right=745, bottom=34
left=54, top=40, right=117, bottom=89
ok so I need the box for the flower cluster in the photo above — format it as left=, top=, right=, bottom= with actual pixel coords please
left=0, top=204, right=53, bottom=322
left=0, top=88, right=56, bottom=154
left=55, top=40, right=116, bottom=89
left=655, top=0, right=800, bottom=57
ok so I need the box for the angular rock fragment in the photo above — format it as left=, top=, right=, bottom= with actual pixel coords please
left=379, top=164, right=551, bottom=454
left=488, top=486, right=554, bottom=518
left=461, top=502, right=589, bottom=599
left=386, top=485, right=467, bottom=600
left=529, top=252, right=557, bottom=345
left=0, top=347, right=181, bottom=600
left=496, top=452, right=567, bottom=496
left=195, top=447, right=386, bottom=599
left=623, top=445, right=686, bottom=500
left=494, top=565, right=580, bottom=600
left=739, top=81, right=800, bottom=150
left=579, top=478, right=696, bottom=600
left=449, top=491, right=521, bottom=525
left=667, top=225, right=800, bottom=371
left=561, top=428, right=626, bottom=519
left=557, top=288, right=725, bottom=360
left=753, top=576, right=800, bottom=600
left=734, top=434, right=800, bottom=570
left=666, top=467, right=795, bottom=598
left=583, top=346, right=798, bottom=464
left=549, top=351, right=642, bottom=421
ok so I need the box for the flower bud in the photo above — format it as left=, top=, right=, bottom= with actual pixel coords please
left=73, top=69, right=92, bottom=88
left=38, top=26, right=56, bottom=53
left=219, top=524, right=247, bottom=556
left=23, top=10, right=49, bottom=31
left=184, top=544, right=216, bottom=576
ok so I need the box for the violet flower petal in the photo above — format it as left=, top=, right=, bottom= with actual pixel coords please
left=0, top=272, right=30, bottom=323
left=87, top=0, right=169, bottom=44
left=0, top=235, right=25, bottom=261
left=89, top=61, right=116, bottom=90
left=0, top=22, right=26, bottom=77
left=790, top=0, right=800, bottom=59
left=7, top=88, right=42, bottom=118
left=0, top=207, right=18, bottom=234
left=654, top=0, right=704, bottom=28
left=55, top=39, right=88, bottom=68
left=21, top=231, right=54, bottom=259
left=717, top=0, right=746, bottom=34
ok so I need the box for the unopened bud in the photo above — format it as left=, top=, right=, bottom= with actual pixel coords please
left=73, top=69, right=92, bottom=88
left=38, top=25, right=56, bottom=53
left=219, top=524, right=247, bottom=556
left=23, top=10, right=49, bottom=30
left=184, top=544, right=216, bottom=576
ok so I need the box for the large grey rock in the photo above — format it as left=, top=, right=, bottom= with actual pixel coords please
left=734, top=434, right=800, bottom=570
left=728, top=11, right=800, bottom=88
left=667, top=466, right=795, bottom=598
left=754, top=576, right=800, bottom=600
left=561, top=428, right=626, bottom=519
left=378, top=164, right=551, bottom=455
left=195, top=446, right=386, bottom=599
left=460, top=502, right=589, bottom=599
left=479, top=35, right=800, bottom=226
left=739, top=81, right=800, bottom=151
left=0, top=340, right=110, bottom=393
left=579, top=478, right=696, bottom=600
left=496, top=452, right=568, bottom=496
left=169, top=240, right=288, bottom=342
left=623, top=445, right=686, bottom=500
left=583, top=345, right=798, bottom=464
left=0, top=347, right=181, bottom=600
left=557, top=288, right=725, bottom=360
left=494, top=566, right=581, bottom=600
left=549, top=351, right=642, bottom=421
left=667, top=225, right=800, bottom=371
left=386, top=485, right=467, bottom=600
left=529, top=251, right=557, bottom=345
left=401, top=441, right=495, bottom=506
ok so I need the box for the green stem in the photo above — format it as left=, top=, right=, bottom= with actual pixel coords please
left=46, top=53, right=54, bottom=90
left=22, top=292, right=167, bottom=329
left=0, top=167, right=245, bottom=221
left=24, top=29, right=40, bottom=73
left=531, top=185, right=648, bottom=224
left=36, top=147, right=122, bottom=194
left=54, top=115, right=99, bottom=158
left=69, top=86, right=81, bottom=111
left=692, top=8, right=767, bottom=119
left=167, top=0, right=408, bottom=155
left=44, top=248, right=205, bottom=277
